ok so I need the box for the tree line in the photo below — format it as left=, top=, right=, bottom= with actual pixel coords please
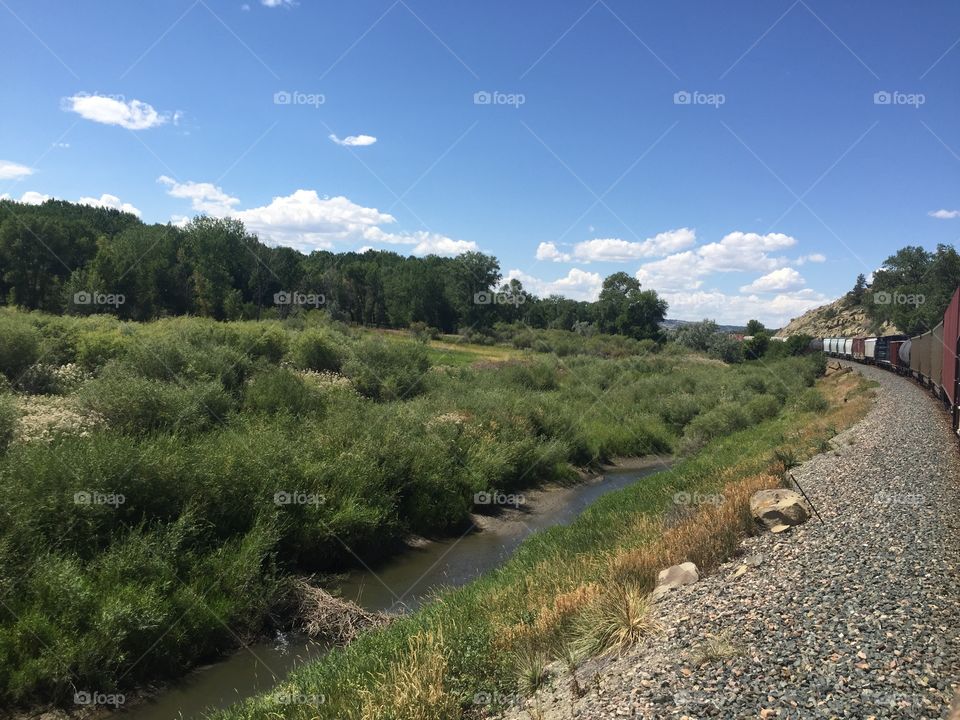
left=0, top=199, right=668, bottom=339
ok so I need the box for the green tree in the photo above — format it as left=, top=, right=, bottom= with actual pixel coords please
left=596, top=272, right=667, bottom=340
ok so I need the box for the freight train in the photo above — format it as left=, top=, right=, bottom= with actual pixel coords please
left=820, top=287, right=960, bottom=434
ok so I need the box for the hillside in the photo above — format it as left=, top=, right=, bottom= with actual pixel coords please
left=778, top=296, right=899, bottom=338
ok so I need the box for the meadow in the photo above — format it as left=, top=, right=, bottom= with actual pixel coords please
left=0, top=308, right=829, bottom=709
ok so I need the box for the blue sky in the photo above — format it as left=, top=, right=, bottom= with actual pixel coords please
left=1, top=0, right=959, bottom=325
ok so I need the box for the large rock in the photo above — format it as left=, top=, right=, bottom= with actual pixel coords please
left=750, top=488, right=811, bottom=531
left=652, top=561, right=699, bottom=600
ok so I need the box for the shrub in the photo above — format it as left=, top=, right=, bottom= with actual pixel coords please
left=501, top=361, right=559, bottom=391
left=0, top=394, right=16, bottom=451
left=75, top=327, right=130, bottom=371
left=80, top=365, right=234, bottom=433
left=244, top=367, right=325, bottom=415
left=289, top=330, right=341, bottom=372
left=0, top=316, right=39, bottom=382
left=745, top=394, right=781, bottom=423
left=793, top=388, right=828, bottom=412
left=343, top=339, right=430, bottom=401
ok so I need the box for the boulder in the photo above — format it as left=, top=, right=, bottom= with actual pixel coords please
left=652, top=561, right=699, bottom=600
left=750, top=488, right=811, bottom=530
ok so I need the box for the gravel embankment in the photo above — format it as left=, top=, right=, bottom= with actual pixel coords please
left=502, top=363, right=960, bottom=719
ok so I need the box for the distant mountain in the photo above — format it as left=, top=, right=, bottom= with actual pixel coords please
left=776, top=297, right=899, bottom=338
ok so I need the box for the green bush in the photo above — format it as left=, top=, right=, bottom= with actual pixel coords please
left=0, top=316, right=39, bottom=382
left=289, top=330, right=341, bottom=372
left=0, top=394, right=16, bottom=451
left=793, top=387, right=828, bottom=412
left=343, top=339, right=430, bottom=401
left=501, top=360, right=559, bottom=391
left=243, top=367, right=325, bottom=415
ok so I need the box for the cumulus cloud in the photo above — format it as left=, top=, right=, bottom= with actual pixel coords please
left=795, top=253, right=826, bottom=265
left=929, top=209, right=960, bottom=219
left=662, top=288, right=830, bottom=327
left=78, top=193, right=141, bottom=217
left=262, top=0, right=296, bottom=6
left=18, top=191, right=51, bottom=205
left=162, top=180, right=475, bottom=256
left=636, top=231, right=797, bottom=291
left=739, top=267, right=805, bottom=293
left=505, top=268, right=603, bottom=301
left=63, top=94, right=171, bottom=130
left=0, top=160, right=33, bottom=180
left=573, top=228, right=696, bottom=262
left=329, top=133, right=377, bottom=147
left=536, top=241, right=572, bottom=262
left=158, top=176, right=240, bottom=215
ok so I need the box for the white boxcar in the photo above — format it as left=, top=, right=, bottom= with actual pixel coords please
left=865, top=337, right=877, bottom=361
left=843, top=338, right=854, bottom=357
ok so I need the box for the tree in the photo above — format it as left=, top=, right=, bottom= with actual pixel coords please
left=745, top=319, right=766, bottom=336
left=596, top=272, right=667, bottom=340
left=846, top=273, right=868, bottom=306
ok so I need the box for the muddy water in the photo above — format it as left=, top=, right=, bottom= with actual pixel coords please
left=120, top=459, right=670, bottom=720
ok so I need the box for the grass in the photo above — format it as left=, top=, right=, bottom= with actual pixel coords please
left=0, top=307, right=856, bottom=711
left=209, top=368, right=873, bottom=720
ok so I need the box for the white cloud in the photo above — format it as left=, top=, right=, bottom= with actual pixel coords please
left=19, top=191, right=51, bottom=205
left=573, top=227, right=696, bottom=262
left=505, top=268, right=603, bottom=301
left=329, top=133, right=377, bottom=147
left=262, top=0, right=295, bottom=6
left=796, top=253, right=826, bottom=265
left=739, top=267, right=805, bottom=293
left=161, top=180, right=475, bottom=256
left=636, top=231, right=797, bottom=291
left=930, top=209, right=960, bottom=219
left=0, top=160, right=33, bottom=180
left=536, top=241, right=571, bottom=262
left=158, top=176, right=240, bottom=215
left=63, top=94, right=171, bottom=130
left=662, top=288, right=830, bottom=327
left=78, top=193, right=141, bottom=217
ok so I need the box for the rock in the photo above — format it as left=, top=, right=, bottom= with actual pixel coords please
left=653, top=561, right=699, bottom=599
left=750, top=488, right=811, bottom=531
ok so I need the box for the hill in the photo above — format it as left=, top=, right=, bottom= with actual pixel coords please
left=777, top=296, right=899, bottom=338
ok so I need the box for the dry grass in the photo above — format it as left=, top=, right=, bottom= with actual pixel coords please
left=294, top=579, right=390, bottom=644
left=573, top=582, right=660, bottom=657
left=358, top=630, right=460, bottom=720
left=689, top=629, right=742, bottom=666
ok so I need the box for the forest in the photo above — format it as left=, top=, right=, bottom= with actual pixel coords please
left=0, top=198, right=667, bottom=339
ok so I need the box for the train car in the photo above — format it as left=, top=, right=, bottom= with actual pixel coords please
left=932, top=321, right=945, bottom=399
left=943, top=287, right=960, bottom=432
left=842, top=338, right=854, bottom=358
left=876, top=335, right=908, bottom=368
left=864, top=338, right=877, bottom=363
left=852, top=337, right=866, bottom=361
left=808, top=337, right=824, bottom=352
left=911, top=330, right=933, bottom=384
left=898, top=338, right=912, bottom=372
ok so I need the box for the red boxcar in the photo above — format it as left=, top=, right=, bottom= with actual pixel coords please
left=852, top=337, right=866, bottom=361
left=943, top=287, right=960, bottom=432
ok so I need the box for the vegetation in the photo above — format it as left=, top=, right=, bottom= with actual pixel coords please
left=208, top=367, right=871, bottom=720
left=0, top=305, right=829, bottom=709
left=0, top=199, right=666, bottom=339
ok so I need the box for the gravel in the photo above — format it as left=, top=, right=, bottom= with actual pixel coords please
left=501, top=363, right=960, bottom=719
